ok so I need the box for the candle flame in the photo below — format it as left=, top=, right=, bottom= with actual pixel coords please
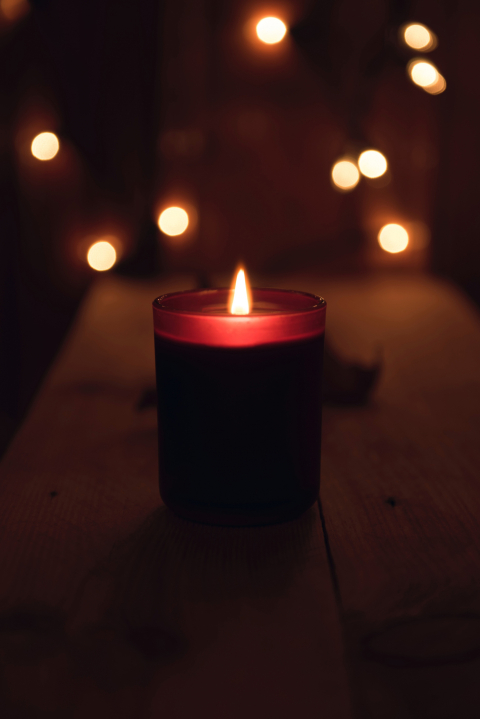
left=230, top=269, right=250, bottom=315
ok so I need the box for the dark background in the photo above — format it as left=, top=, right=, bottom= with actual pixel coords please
left=1, top=0, right=479, bottom=454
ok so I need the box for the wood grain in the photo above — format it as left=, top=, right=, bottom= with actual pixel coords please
left=0, top=274, right=352, bottom=718
left=275, top=272, right=480, bottom=719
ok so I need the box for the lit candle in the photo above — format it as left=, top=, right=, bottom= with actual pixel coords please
left=152, top=270, right=326, bottom=526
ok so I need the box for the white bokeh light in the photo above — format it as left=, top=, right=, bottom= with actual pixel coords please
left=358, top=150, right=388, bottom=179
left=409, top=60, right=438, bottom=88
left=404, top=24, right=434, bottom=51
left=87, top=241, right=117, bottom=271
left=331, top=159, right=360, bottom=191
left=158, top=207, right=189, bottom=236
left=31, top=132, right=60, bottom=161
left=378, top=224, right=409, bottom=253
left=256, top=17, right=287, bottom=45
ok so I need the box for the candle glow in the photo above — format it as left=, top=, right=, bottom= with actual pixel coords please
left=230, top=269, right=250, bottom=315
left=152, top=285, right=326, bottom=525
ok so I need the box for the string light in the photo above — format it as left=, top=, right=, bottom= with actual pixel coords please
left=331, top=159, right=360, bottom=191
left=408, top=59, right=438, bottom=87
left=158, top=207, right=189, bottom=236
left=31, top=132, right=60, bottom=161
left=423, top=73, right=446, bottom=95
left=403, top=23, right=436, bottom=51
left=87, top=241, right=117, bottom=271
left=358, top=150, right=388, bottom=179
left=256, top=17, right=287, bottom=44
left=378, top=224, right=409, bottom=253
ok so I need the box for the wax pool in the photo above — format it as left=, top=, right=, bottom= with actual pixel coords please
left=153, top=288, right=326, bottom=526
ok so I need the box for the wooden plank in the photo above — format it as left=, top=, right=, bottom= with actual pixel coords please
left=0, top=274, right=352, bottom=718
left=274, top=272, right=480, bottom=719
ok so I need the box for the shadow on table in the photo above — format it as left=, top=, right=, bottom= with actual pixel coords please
left=0, top=507, right=318, bottom=715
left=66, top=505, right=317, bottom=685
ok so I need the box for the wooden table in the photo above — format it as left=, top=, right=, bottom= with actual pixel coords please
left=1, top=271, right=480, bottom=718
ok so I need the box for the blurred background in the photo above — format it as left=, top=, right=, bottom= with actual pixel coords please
left=1, top=0, right=478, bottom=454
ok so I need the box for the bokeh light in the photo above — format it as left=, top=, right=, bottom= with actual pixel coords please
left=408, top=60, right=438, bottom=88
left=158, top=206, right=189, bottom=236
left=1, top=0, right=30, bottom=21
left=358, top=150, right=388, bottom=179
left=331, top=159, right=360, bottom=191
left=403, top=23, right=435, bottom=51
left=378, top=224, right=409, bottom=253
left=256, top=17, right=287, bottom=44
left=423, top=73, right=446, bottom=95
left=31, top=132, right=60, bottom=161
left=87, top=241, right=117, bottom=271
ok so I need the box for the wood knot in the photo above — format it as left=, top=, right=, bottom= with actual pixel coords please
left=385, top=497, right=396, bottom=507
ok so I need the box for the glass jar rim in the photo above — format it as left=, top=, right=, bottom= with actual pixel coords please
left=153, top=287, right=326, bottom=347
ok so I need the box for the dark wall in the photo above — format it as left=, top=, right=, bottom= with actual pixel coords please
left=1, top=0, right=479, bottom=454
left=0, top=0, right=163, bottom=453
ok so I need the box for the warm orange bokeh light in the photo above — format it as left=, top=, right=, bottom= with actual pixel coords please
left=1, top=0, right=30, bottom=21
left=331, top=159, right=360, bottom=191
left=358, top=150, right=388, bottom=179
left=423, top=73, right=447, bottom=95
left=403, top=23, right=436, bottom=51
left=87, top=241, right=117, bottom=271
left=408, top=60, right=439, bottom=88
left=378, top=224, right=409, bottom=253
left=230, top=269, right=250, bottom=315
left=256, top=17, right=287, bottom=44
left=31, top=132, right=60, bottom=161
left=158, top=206, right=189, bottom=236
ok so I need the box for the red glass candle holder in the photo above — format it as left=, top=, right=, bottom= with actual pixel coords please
left=152, top=288, right=326, bottom=526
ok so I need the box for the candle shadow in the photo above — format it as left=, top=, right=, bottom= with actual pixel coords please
left=0, top=498, right=316, bottom=709
left=322, top=343, right=381, bottom=406
left=66, top=504, right=317, bottom=687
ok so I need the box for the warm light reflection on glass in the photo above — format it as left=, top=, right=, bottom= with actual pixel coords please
left=331, top=159, right=360, bottom=191
left=1, top=0, right=30, bottom=21
left=358, top=150, right=388, bottom=179
left=423, top=73, right=446, bottom=94
left=404, top=23, right=435, bottom=51
left=256, top=17, right=287, bottom=44
left=87, top=241, right=117, bottom=271
left=230, top=269, right=250, bottom=315
left=158, top=207, right=189, bottom=236
left=409, top=60, right=438, bottom=88
left=378, top=224, right=409, bottom=253
left=31, top=132, right=60, bottom=161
